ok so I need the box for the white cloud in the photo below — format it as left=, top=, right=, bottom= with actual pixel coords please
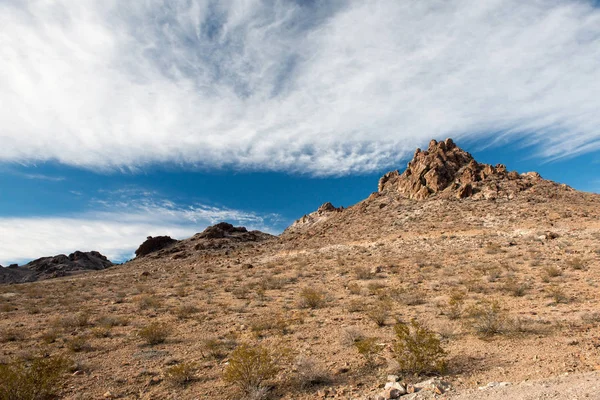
left=0, top=199, right=281, bottom=265
left=1, top=0, right=600, bottom=175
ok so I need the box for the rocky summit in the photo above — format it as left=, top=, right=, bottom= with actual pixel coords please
left=377, top=138, right=568, bottom=200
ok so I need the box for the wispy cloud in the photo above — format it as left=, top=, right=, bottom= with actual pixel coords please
left=1, top=1, right=600, bottom=175
left=0, top=195, right=282, bottom=265
left=20, top=173, right=66, bottom=182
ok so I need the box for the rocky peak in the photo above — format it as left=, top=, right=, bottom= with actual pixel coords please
left=378, top=138, right=548, bottom=200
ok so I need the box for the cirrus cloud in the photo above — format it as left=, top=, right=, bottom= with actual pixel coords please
left=1, top=0, right=600, bottom=175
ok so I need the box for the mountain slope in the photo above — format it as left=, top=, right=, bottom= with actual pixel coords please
left=1, top=139, right=599, bottom=399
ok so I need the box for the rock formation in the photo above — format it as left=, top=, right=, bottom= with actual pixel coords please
left=378, top=138, right=563, bottom=200
left=135, top=236, right=178, bottom=258
left=286, top=202, right=343, bottom=232
left=0, top=251, right=113, bottom=284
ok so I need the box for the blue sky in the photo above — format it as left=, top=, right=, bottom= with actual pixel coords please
left=1, top=0, right=600, bottom=265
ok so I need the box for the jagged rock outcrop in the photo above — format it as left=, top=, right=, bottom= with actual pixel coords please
left=285, top=202, right=343, bottom=232
left=135, top=236, right=178, bottom=258
left=378, top=138, right=562, bottom=200
left=194, top=222, right=272, bottom=242
left=0, top=251, right=114, bottom=284
left=198, top=222, right=248, bottom=239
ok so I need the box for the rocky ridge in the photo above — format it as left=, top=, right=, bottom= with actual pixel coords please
left=378, top=138, right=569, bottom=200
left=0, top=251, right=113, bottom=284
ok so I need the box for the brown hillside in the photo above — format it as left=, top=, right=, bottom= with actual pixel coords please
left=1, top=139, right=599, bottom=400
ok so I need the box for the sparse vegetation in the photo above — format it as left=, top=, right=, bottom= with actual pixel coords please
left=298, top=287, right=328, bottom=309
left=165, top=362, right=197, bottom=386
left=294, top=356, right=330, bottom=388
left=466, top=300, right=510, bottom=337
left=393, top=320, right=447, bottom=375
left=138, top=322, right=171, bottom=345
left=223, top=343, right=279, bottom=396
left=0, top=355, right=71, bottom=400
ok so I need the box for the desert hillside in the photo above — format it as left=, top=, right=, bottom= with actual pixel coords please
left=1, top=139, right=599, bottom=400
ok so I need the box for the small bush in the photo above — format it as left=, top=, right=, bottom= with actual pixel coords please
left=250, top=313, right=291, bottom=337
left=366, top=301, right=390, bottom=327
left=1, top=329, right=25, bottom=343
left=340, top=327, right=365, bottom=347
left=60, top=311, right=90, bottom=329
left=165, top=362, right=197, bottom=386
left=174, top=304, right=199, bottom=319
left=440, top=290, right=465, bottom=320
left=466, top=300, right=508, bottom=337
left=353, top=266, right=372, bottom=280
left=347, top=282, right=362, bottom=295
left=544, top=265, right=563, bottom=278
left=138, top=295, right=162, bottom=310
left=0, top=355, right=71, bottom=400
left=298, top=288, right=327, bottom=309
left=502, top=278, right=529, bottom=297
left=546, top=285, right=569, bottom=304
left=201, top=336, right=236, bottom=360
left=67, top=336, right=92, bottom=352
left=393, top=320, right=447, bottom=375
left=294, top=356, right=330, bottom=388
left=223, top=343, right=278, bottom=395
left=353, top=337, right=382, bottom=367
left=566, top=258, right=585, bottom=270
left=138, top=322, right=171, bottom=345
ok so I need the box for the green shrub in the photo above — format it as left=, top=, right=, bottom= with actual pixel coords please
left=298, top=288, right=327, bottom=309
left=0, top=355, right=71, bottom=400
left=223, top=343, right=278, bottom=395
left=393, top=320, right=447, bottom=375
left=366, top=301, right=390, bottom=327
left=201, top=336, right=236, bottom=360
left=174, top=304, right=199, bottom=319
left=441, top=290, right=465, bottom=319
left=353, top=337, right=382, bottom=367
left=138, top=322, right=171, bottom=345
left=466, top=300, right=508, bottom=337
left=66, top=335, right=91, bottom=352
left=165, top=361, right=197, bottom=386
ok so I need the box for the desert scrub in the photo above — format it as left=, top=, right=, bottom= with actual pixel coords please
left=566, top=257, right=586, bottom=270
left=138, top=322, right=171, bottom=345
left=0, top=355, right=71, bottom=400
left=298, top=287, right=328, bottom=309
left=440, top=290, right=466, bottom=320
left=223, top=343, right=279, bottom=396
left=366, top=300, right=391, bottom=327
left=546, top=285, right=570, bottom=304
left=543, top=265, right=563, bottom=278
left=250, top=313, right=292, bottom=337
left=165, top=361, right=197, bottom=386
left=502, top=277, right=529, bottom=297
left=201, top=336, right=237, bottom=360
left=353, top=266, right=373, bottom=280
left=59, top=311, right=91, bottom=329
left=173, top=304, right=199, bottom=319
left=67, top=335, right=92, bottom=352
left=466, top=300, right=509, bottom=337
left=393, top=320, right=447, bottom=375
left=138, top=295, right=162, bottom=310
left=293, top=356, right=330, bottom=388
left=347, top=282, right=362, bottom=295
left=353, top=337, right=382, bottom=367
